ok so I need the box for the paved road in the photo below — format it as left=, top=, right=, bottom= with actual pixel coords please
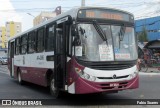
left=0, top=65, right=160, bottom=107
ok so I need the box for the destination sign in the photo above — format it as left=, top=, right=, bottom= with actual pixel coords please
left=77, top=9, right=134, bottom=22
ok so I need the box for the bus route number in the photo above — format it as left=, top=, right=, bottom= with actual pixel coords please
left=37, top=55, right=44, bottom=60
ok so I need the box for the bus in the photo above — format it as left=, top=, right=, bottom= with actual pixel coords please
left=8, top=7, right=139, bottom=97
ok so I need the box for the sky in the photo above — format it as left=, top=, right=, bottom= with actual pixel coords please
left=0, top=0, right=160, bottom=32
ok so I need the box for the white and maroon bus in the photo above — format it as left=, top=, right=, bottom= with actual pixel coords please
left=8, top=7, right=139, bottom=97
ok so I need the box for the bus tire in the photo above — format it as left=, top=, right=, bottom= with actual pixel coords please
left=50, top=75, right=61, bottom=98
left=17, top=69, right=24, bottom=85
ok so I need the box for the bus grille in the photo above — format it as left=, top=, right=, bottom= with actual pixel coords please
left=97, top=75, right=129, bottom=79
left=90, top=64, right=133, bottom=70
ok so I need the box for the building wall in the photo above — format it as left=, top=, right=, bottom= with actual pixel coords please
left=0, top=21, right=22, bottom=48
left=135, top=16, right=160, bottom=41
left=5, top=21, right=22, bottom=38
left=33, top=11, right=56, bottom=26
left=0, top=27, right=7, bottom=48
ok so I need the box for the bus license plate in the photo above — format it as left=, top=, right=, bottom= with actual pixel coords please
left=110, top=83, right=119, bottom=87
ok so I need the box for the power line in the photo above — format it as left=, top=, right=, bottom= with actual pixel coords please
left=0, top=7, right=72, bottom=12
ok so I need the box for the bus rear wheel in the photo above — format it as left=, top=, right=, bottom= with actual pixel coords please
left=50, top=75, right=61, bottom=98
left=17, top=69, right=24, bottom=85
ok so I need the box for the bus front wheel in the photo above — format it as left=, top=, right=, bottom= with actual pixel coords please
left=50, top=75, right=61, bottom=98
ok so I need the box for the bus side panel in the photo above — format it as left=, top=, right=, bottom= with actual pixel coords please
left=13, top=52, right=54, bottom=87
left=28, top=67, right=48, bottom=86
left=14, top=65, right=49, bottom=87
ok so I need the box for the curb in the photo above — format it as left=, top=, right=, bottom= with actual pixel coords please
left=139, top=72, right=160, bottom=75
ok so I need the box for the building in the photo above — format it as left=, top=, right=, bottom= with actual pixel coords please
left=33, top=11, right=56, bottom=26
left=135, top=16, right=160, bottom=41
left=5, top=21, right=22, bottom=38
left=0, top=27, right=7, bottom=48
left=0, top=21, right=21, bottom=48
left=136, top=16, right=160, bottom=56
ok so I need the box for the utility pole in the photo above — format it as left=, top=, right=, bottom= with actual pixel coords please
left=81, top=0, right=85, bottom=7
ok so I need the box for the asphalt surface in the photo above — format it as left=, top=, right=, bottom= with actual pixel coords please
left=0, top=65, right=160, bottom=107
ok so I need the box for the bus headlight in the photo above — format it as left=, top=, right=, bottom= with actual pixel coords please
left=75, top=68, right=96, bottom=81
left=83, top=73, right=90, bottom=79
left=129, top=72, right=138, bottom=79
left=83, top=73, right=96, bottom=81
left=89, top=76, right=96, bottom=81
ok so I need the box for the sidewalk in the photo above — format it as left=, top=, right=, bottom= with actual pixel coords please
left=139, top=67, right=160, bottom=75
left=146, top=67, right=160, bottom=73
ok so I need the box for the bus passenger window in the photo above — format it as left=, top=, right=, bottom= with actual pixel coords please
left=21, top=35, right=27, bottom=54
left=36, top=28, right=44, bottom=52
left=46, top=25, right=54, bottom=51
left=28, top=32, right=35, bottom=53
left=15, top=38, right=20, bottom=55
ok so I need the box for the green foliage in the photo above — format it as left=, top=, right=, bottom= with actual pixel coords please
left=138, top=27, right=148, bottom=42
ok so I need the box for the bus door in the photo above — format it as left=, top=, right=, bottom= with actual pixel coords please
left=10, top=41, right=15, bottom=78
left=54, top=17, right=69, bottom=90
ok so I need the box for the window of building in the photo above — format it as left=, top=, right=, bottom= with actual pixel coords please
left=15, top=38, right=20, bottom=55
left=36, top=28, right=44, bottom=52
left=28, top=31, right=35, bottom=53
left=46, top=25, right=54, bottom=51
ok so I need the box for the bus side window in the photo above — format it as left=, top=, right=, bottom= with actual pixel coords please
left=36, top=28, right=44, bottom=52
left=45, top=25, right=54, bottom=51
left=15, top=38, right=20, bottom=55
left=28, top=32, right=35, bottom=53
left=21, top=34, right=28, bottom=54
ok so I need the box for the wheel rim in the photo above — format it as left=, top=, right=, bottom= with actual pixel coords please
left=51, top=78, right=56, bottom=92
left=18, top=72, right=21, bottom=82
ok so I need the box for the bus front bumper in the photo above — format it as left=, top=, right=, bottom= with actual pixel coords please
left=73, top=75, right=139, bottom=94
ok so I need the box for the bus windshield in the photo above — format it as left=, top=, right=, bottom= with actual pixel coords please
left=75, top=23, right=137, bottom=61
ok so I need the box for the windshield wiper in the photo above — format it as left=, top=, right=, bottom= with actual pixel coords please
left=118, top=25, right=126, bottom=48
left=119, top=25, right=126, bottom=41
left=92, top=20, right=108, bottom=45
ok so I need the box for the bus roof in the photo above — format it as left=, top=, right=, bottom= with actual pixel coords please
left=8, top=6, right=133, bottom=41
